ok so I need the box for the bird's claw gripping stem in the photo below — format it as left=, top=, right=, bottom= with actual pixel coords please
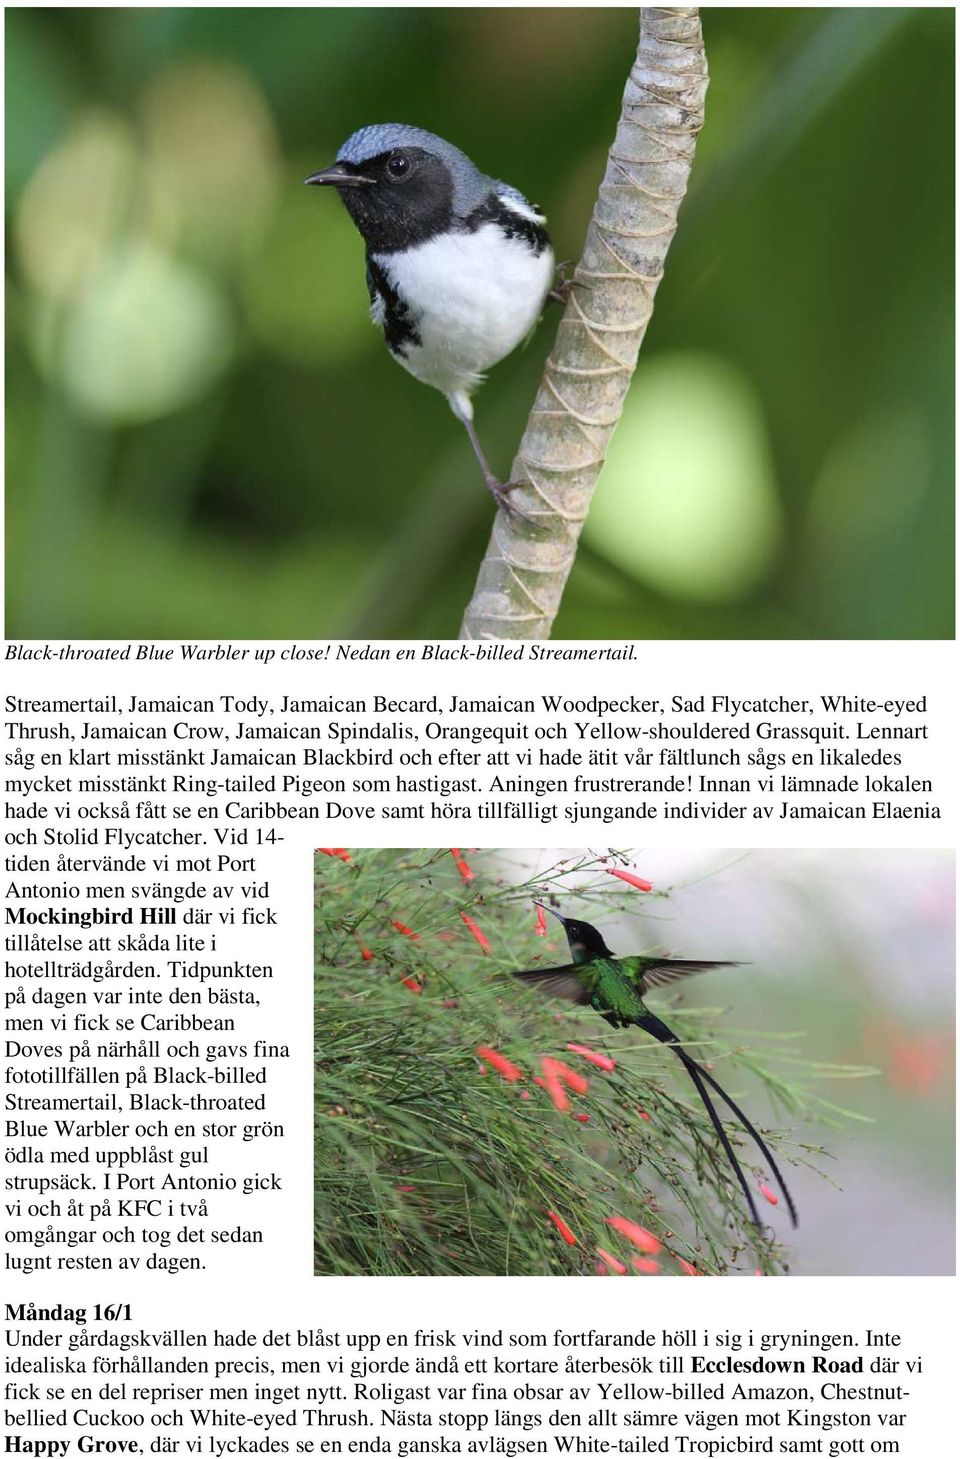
left=462, top=412, right=539, bottom=526
left=487, top=477, right=537, bottom=527
left=548, top=262, right=585, bottom=306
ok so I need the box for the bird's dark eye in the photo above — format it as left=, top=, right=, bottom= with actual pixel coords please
left=386, top=153, right=410, bottom=179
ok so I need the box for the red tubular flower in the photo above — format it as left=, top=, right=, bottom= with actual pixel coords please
left=541, top=1057, right=589, bottom=1096
left=450, top=849, right=475, bottom=883
left=538, top=1063, right=570, bottom=1112
left=547, top=1211, right=578, bottom=1246
left=534, top=904, right=548, bottom=936
left=567, top=1042, right=616, bottom=1072
left=675, top=1257, right=699, bottom=1276
left=400, top=977, right=422, bottom=994
left=391, top=920, right=420, bottom=940
left=573, top=1113, right=590, bottom=1123
left=606, top=1216, right=662, bottom=1255
left=596, top=1247, right=627, bottom=1275
left=317, top=848, right=352, bottom=863
left=460, top=912, right=491, bottom=954
left=353, top=932, right=374, bottom=962
left=631, top=1257, right=659, bottom=1275
left=637, top=1109, right=652, bottom=1121
left=759, top=1183, right=779, bottom=1206
left=476, top=1046, right=523, bottom=1083
left=606, top=868, right=653, bottom=892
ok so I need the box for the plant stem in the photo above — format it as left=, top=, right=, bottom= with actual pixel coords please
left=459, top=7, right=708, bottom=640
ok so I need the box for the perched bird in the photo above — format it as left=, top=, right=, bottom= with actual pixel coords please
left=305, top=124, right=556, bottom=516
left=513, top=902, right=798, bottom=1231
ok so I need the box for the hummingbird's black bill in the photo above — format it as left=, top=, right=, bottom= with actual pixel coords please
left=534, top=900, right=564, bottom=924
left=304, top=164, right=374, bottom=188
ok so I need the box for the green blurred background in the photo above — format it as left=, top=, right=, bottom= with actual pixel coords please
left=5, top=7, right=954, bottom=640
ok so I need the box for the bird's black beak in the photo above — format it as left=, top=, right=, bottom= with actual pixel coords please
left=534, top=900, right=565, bottom=925
left=304, top=164, right=374, bottom=189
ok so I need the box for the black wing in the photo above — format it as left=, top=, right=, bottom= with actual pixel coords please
left=510, top=964, right=591, bottom=1005
left=364, top=255, right=420, bottom=360
left=641, top=959, right=743, bottom=991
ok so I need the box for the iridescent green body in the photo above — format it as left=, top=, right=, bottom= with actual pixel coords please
left=575, top=956, right=652, bottom=1026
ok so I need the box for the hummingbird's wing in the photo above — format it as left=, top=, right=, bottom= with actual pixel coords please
left=640, top=959, right=742, bottom=992
left=510, top=964, right=591, bottom=1005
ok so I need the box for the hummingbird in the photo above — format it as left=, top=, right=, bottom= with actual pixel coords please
left=514, top=903, right=798, bottom=1231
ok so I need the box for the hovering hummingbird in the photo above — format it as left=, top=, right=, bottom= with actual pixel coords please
left=514, top=903, right=798, bottom=1231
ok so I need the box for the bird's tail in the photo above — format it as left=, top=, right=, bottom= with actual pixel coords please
left=637, top=1010, right=799, bottom=1229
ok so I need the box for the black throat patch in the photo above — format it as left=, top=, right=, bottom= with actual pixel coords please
left=336, top=149, right=455, bottom=253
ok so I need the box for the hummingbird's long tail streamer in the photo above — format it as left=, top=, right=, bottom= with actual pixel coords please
left=688, top=1052, right=799, bottom=1228
left=637, top=1011, right=799, bottom=1229
left=661, top=1034, right=763, bottom=1229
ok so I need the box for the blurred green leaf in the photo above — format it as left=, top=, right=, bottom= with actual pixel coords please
left=586, top=353, right=782, bottom=602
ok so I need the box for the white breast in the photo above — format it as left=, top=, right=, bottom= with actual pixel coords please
left=374, top=226, right=554, bottom=397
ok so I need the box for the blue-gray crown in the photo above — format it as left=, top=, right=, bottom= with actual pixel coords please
left=336, top=123, right=494, bottom=216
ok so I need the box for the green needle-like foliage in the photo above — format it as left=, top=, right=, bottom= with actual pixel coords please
left=314, top=849, right=867, bottom=1276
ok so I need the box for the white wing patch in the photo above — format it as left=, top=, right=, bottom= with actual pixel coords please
left=497, top=188, right=547, bottom=224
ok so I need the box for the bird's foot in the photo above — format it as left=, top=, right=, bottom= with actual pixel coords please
left=548, top=261, right=584, bottom=306
left=486, top=477, right=537, bottom=527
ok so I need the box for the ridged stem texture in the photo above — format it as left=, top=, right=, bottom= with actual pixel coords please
left=460, top=8, right=708, bottom=640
